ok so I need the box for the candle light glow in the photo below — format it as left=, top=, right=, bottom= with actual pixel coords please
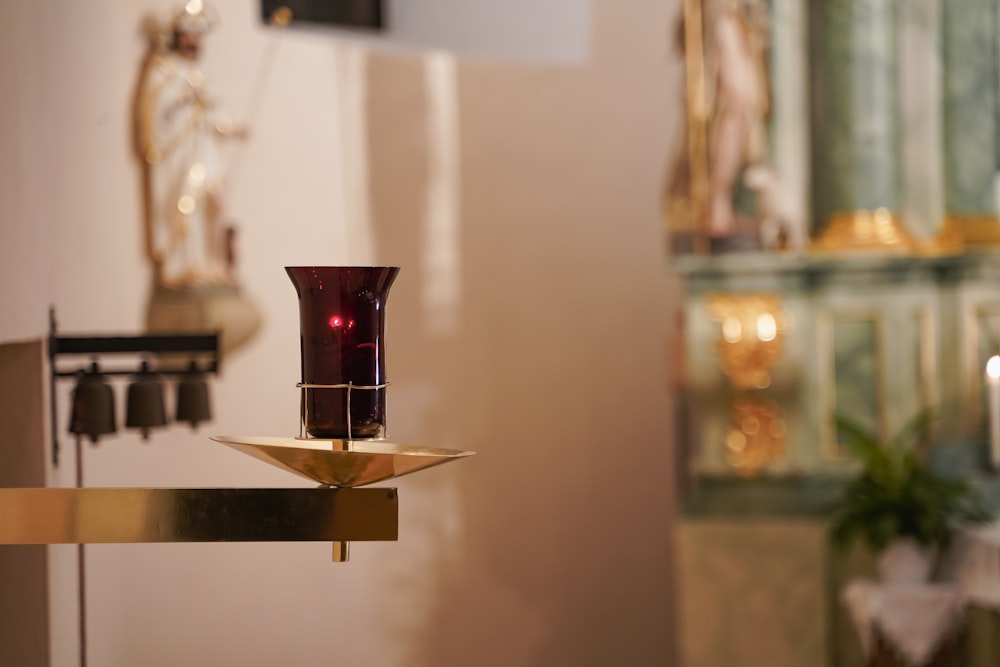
left=986, top=355, right=1000, bottom=471
left=987, top=355, right=1000, bottom=380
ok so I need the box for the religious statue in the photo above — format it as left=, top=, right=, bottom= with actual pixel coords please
left=134, top=1, right=260, bottom=356
left=136, top=0, right=247, bottom=287
left=664, top=0, right=779, bottom=254
left=705, top=0, right=771, bottom=239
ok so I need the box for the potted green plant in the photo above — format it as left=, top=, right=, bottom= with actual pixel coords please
left=829, top=409, right=989, bottom=583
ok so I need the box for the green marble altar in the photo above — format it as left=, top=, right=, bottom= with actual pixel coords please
left=669, top=0, right=1000, bottom=664
left=675, top=250, right=1000, bottom=499
left=673, top=250, right=1000, bottom=666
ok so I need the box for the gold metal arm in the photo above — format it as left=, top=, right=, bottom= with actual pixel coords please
left=0, top=487, right=397, bottom=545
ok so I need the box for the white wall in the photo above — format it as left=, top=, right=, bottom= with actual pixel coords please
left=0, top=0, right=681, bottom=665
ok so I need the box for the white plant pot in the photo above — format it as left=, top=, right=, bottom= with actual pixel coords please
left=876, top=538, right=936, bottom=584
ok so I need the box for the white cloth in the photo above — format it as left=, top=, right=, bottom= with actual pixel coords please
left=842, top=580, right=965, bottom=666
left=946, top=521, right=1000, bottom=610
left=138, top=50, right=233, bottom=287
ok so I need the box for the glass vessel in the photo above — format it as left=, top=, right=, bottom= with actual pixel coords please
left=286, top=266, right=399, bottom=439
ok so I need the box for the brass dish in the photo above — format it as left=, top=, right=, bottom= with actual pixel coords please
left=212, top=435, right=475, bottom=488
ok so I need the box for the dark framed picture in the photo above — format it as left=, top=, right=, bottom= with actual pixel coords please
left=261, top=0, right=385, bottom=31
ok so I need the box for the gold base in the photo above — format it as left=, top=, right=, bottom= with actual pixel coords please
left=810, top=208, right=920, bottom=254
left=939, top=214, right=1000, bottom=247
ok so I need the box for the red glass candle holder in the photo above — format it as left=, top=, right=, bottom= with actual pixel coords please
left=286, top=266, right=400, bottom=439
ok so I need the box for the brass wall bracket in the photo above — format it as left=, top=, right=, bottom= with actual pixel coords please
left=0, top=487, right=398, bottom=547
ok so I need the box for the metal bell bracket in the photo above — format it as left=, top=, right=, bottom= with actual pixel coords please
left=48, top=308, right=220, bottom=466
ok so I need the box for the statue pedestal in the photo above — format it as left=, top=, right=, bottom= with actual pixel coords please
left=145, top=284, right=261, bottom=358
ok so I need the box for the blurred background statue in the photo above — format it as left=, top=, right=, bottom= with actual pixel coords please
left=664, top=0, right=780, bottom=254
left=134, top=0, right=260, bottom=357
left=137, top=0, right=248, bottom=288
left=706, top=0, right=771, bottom=240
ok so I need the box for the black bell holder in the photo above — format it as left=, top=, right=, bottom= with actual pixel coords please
left=48, top=308, right=220, bottom=465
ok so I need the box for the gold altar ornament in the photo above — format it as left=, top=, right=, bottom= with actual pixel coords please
left=811, top=208, right=920, bottom=254
left=708, top=292, right=787, bottom=390
left=940, top=214, right=1000, bottom=247
left=724, top=397, right=787, bottom=476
